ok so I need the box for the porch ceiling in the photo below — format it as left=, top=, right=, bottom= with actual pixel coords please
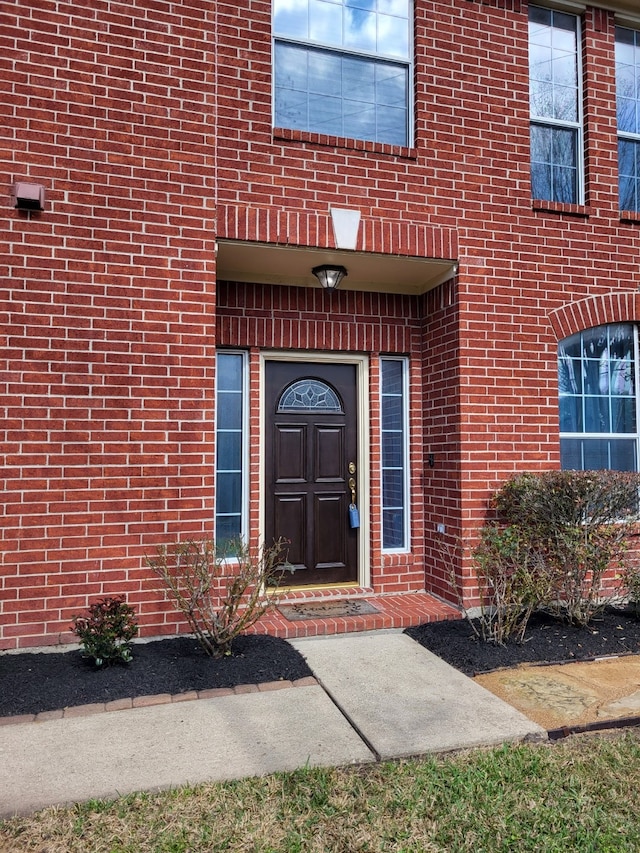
left=606, top=0, right=640, bottom=18
left=216, top=240, right=458, bottom=296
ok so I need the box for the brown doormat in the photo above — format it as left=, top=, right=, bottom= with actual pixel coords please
left=279, top=600, right=380, bottom=621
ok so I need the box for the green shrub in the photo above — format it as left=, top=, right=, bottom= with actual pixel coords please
left=620, top=562, right=640, bottom=618
left=493, top=470, right=640, bottom=626
left=72, top=596, right=139, bottom=667
left=147, top=538, right=288, bottom=657
left=495, top=470, right=640, bottom=530
left=472, top=524, right=551, bottom=644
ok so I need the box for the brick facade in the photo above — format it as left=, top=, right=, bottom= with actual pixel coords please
left=3, top=0, right=640, bottom=647
left=2, top=0, right=217, bottom=647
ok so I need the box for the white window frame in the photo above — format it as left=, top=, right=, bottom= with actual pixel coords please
left=214, top=350, right=249, bottom=549
left=272, top=0, right=414, bottom=147
left=380, top=356, right=410, bottom=552
left=529, top=5, right=585, bottom=205
left=616, top=26, right=640, bottom=212
left=558, top=325, right=640, bottom=471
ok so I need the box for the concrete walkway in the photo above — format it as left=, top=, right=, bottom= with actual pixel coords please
left=291, top=633, right=545, bottom=759
left=0, top=631, right=545, bottom=818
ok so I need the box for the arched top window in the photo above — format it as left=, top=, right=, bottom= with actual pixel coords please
left=558, top=323, right=639, bottom=470
left=277, top=379, right=343, bottom=413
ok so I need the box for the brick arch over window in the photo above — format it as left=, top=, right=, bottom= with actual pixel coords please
left=549, top=292, right=640, bottom=341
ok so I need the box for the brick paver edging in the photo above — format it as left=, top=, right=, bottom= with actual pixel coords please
left=0, top=677, right=319, bottom=726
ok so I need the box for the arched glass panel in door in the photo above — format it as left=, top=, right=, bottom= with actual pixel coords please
left=277, top=379, right=343, bottom=413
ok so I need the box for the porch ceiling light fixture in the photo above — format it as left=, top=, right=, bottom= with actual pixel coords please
left=312, top=264, right=348, bottom=290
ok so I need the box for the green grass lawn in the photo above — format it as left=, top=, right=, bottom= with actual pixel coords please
left=2, top=731, right=639, bottom=853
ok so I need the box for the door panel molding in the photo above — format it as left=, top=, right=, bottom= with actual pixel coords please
left=260, top=351, right=370, bottom=588
left=274, top=424, right=307, bottom=482
left=274, top=493, right=306, bottom=569
left=315, top=426, right=345, bottom=481
left=314, top=492, right=348, bottom=569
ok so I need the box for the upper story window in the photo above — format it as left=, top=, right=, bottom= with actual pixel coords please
left=558, top=324, right=639, bottom=471
left=273, top=0, right=411, bottom=147
left=616, top=27, right=640, bottom=212
left=528, top=6, right=582, bottom=204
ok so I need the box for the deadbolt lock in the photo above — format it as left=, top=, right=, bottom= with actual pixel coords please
left=348, top=462, right=356, bottom=474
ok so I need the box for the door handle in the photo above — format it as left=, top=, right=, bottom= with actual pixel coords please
left=348, top=462, right=357, bottom=504
left=348, top=475, right=360, bottom=528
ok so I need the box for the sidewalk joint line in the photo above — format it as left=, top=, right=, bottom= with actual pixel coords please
left=312, top=676, right=382, bottom=762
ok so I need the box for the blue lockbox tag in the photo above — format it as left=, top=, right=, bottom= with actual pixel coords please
left=349, top=504, right=360, bottom=529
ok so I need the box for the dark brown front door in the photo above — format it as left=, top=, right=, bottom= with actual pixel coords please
left=265, top=361, right=358, bottom=586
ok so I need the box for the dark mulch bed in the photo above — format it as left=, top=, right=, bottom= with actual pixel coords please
left=406, top=606, right=640, bottom=677
left=4, top=607, right=640, bottom=718
left=0, top=635, right=312, bottom=718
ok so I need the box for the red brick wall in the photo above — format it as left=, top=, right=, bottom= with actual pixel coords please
left=1, top=0, right=217, bottom=648
left=217, top=281, right=428, bottom=594
left=421, top=280, right=464, bottom=601
left=216, top=0, right=640, bottom=607
left=4, top=0, right=640, bottom=646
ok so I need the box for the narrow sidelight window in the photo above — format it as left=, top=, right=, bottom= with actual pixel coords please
left=215, top=351, right=247, bottom=548
left=381, top=357, right=409, bottom=549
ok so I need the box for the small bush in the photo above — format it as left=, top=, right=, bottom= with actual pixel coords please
left=436, top=530, right=543, bottom=645
left=493, top=470, right=640, bottom=625
left=472, top=524, right=551, bottom=644
left=147, top=538, right=288, bottom=657
left=620, top=562, right=640, bottom=618
left=72, top=597, right=139, bottom=667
